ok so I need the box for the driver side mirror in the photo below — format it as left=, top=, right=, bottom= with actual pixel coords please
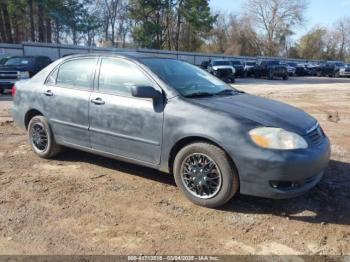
left=131, top=85, right=161, bottom=99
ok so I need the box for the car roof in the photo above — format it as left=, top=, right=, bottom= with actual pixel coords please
left=63, top=52, right=162, bottom=61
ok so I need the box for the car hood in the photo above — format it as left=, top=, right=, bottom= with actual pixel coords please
left=212, top=65, right=235, bottom=71
left=192, top=94, right=316, bottom=135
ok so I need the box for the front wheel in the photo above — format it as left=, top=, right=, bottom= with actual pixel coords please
left=173, top=142, right=239, bottom=208
left=28, top=116, right=62, bottom=158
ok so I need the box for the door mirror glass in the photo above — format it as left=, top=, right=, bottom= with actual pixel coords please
left=131, top=85, right=161, bottom=99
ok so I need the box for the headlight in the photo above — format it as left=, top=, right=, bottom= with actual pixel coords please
left=18, top=71, right=30, bottom=79
left=249, top=127, right=308, bottom=150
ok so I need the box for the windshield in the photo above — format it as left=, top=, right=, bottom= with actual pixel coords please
left=141, top=59, right=237, bottom=97
left=213, top=61, right=231, bottom=66
left=231, top=61, right=242, bottom=65
left=267, top=61, right=281, bottom=65
left=5, top=57, right=34, bottom=66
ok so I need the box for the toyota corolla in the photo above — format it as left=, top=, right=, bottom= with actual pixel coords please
left=12, top=53, right=330, bottom=208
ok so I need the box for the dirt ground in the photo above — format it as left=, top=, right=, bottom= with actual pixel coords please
left=0, top=77, right=349, bottom=255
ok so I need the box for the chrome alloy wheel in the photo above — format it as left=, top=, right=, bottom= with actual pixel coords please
left=31, top=123, right=48, bottom=152
left=181, top=153, right=222, bottom=199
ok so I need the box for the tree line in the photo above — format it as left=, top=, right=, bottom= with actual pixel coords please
left=0, top=0, right=349, bottom=61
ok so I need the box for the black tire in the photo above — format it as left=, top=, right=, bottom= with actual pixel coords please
left=267, top=71, right=274, bottom=80
left=283, top=75, right=288, bottom=80
left=0, top=88, right=4, bottom=94
left=173, top=142, right=239, bottom=208
left=335, top=71, right=340, bottom=78
left=28, top=115, right=62, bottom=158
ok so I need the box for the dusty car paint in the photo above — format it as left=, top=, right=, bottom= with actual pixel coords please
left=12, top=53, right=331, bottom=199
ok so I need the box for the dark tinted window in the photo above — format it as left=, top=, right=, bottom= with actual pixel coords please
left=98, top=58, right=153, bottom=96
left=213, top=61, right=230, bottom=66
left=246, top=62, right=255, bottom=66
left=267, top=61, right=280, bottom=65
left=56, top=58, right=96, bottom=89
left=231, top=61, right=242, bottom=65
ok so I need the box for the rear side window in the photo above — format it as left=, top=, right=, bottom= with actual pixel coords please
left=98, top=58, right=153, bottom=96
left=54, top=58, right=96, bottom=89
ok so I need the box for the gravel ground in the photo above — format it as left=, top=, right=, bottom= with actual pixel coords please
left=0, top=77, right=349, bottom=255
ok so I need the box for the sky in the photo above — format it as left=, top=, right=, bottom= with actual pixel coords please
left=209, top=0, right=350, bottom=39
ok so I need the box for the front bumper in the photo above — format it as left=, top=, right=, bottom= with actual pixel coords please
left=235, top=137, right=331, bottom=199
left=339, top=71, right=350, bottom=77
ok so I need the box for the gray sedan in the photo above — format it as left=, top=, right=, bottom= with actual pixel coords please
left=12, top=53, right=330, bottom=208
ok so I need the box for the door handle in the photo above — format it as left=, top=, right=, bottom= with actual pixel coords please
left=91, top=98, right=105, bottom=105
left=43, top=90, right=53, bottom=96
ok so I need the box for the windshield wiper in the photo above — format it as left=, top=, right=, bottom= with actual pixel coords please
left=215, top=89, right=244, bottom=96
left=184, top=92, right=214, bottom=98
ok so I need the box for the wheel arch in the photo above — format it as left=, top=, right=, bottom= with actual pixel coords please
left=24, top=109, right=44, bottom=130
left=167, top=136, right=239, bottom=176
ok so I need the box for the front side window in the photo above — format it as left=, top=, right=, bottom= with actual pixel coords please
left=213, top=61, right=230, bottom=66
left=56, top=58, right=96, bottom=89
left=141, top=58, right=237, bottom=97
left=231, top=61, right=242, bottom=65
left=98, top=58, right=154, bottom=96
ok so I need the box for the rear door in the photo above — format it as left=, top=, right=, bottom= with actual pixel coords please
left=89, top=57, right=164, bottom=164
left=42, top=57, right=97, bottom=147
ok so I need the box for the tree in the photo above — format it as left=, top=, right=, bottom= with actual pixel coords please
left=295, top=27, right=327, bottom=60
left=179, top=0, right=217, bottom=51
left=247, top=0, right=308, bottom=56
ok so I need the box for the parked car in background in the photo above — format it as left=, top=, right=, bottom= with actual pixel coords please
left=338, top=64, right=350, bottom=78
left=229, top=60, right=245, bottom=78
left=286, top=63, right=296, bottom=76
left=200, top=60, right=210, bottom=70
left=0, top=55, right=12, bottom=65
left=293, top=63, right=309, bottom=76
left=319, top=62, right=346, bottom=77
left=244, top=61, right=256, bottom=77
left=305, top=63, right=320, bottom=76
left=12, top=53, right=330, bottom=208
left=254, top=60, right=288, bottom=80
left=0, top=56, right=52, bottom=94
left=207, top=60, right=235, bottom=83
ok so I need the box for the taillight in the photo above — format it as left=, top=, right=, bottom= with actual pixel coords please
left=12, top=85, right=16, bottom=97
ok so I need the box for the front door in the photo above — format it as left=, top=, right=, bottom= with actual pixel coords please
left=42, top=57, right=97, bottom=147
left=89, top=57, right=164, bottom=165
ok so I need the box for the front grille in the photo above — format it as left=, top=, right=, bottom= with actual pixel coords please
left=307, top=125, right=325, bottom=146
left=217, top=69, right=232, bottom=77
left=0, top=71, right=18, bottom=80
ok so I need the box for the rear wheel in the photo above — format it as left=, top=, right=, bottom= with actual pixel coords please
left=283, top=75, right=289, bottom=80
left=173, top=142, right=239, bottom=208
left=28, top=116, right=62, bottom=158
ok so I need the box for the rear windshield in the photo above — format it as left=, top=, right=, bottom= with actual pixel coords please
left=5, top=57, right=34, bottom=66
left=213, top=61, right=231, bottom=66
